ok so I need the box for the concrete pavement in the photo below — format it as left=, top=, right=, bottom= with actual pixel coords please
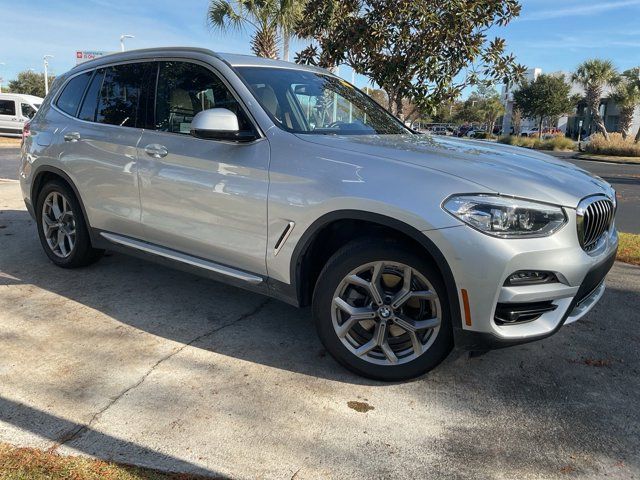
left=0, top=180, right=639, bottom=479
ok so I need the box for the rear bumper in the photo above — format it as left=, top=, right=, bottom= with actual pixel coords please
left=453, top=247, right=616, bottom=351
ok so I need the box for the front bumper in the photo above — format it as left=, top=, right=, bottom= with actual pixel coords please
left=425, top=213, right=618, bottom=351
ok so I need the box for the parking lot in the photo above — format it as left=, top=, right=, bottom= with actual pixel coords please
left=0, top=149, right=639, bottom=478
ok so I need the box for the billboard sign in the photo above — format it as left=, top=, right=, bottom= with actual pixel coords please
left=76, top=50, right=111, bottom=64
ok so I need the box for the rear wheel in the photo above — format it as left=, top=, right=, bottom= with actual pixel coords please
left=36, top=179, right=103, bottom=268
left=313, top=238, right=453, bottom=380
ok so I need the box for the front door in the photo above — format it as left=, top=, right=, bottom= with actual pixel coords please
left=137, top=61, right=269, bottom=276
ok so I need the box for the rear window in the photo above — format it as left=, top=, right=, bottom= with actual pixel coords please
left=57, top=71, right=93, bottom=116
left=0, top=99, right=16, bottom=116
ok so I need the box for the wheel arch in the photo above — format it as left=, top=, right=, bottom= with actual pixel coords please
left=31, top=166, right=92, bottom=231
left=289, top=210, right=462, bottom=331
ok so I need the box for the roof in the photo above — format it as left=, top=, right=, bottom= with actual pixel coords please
left=67, top=47, right=331, bottom=76
left=0, top=93, right=44, bottom=102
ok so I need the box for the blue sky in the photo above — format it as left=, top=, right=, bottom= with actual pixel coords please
left=1, top=0, right=639, bottom=95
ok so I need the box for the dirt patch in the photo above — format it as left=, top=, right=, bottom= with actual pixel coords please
left=347, top=401, right=374, bottom=413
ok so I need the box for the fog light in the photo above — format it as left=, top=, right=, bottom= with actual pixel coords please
left=504, top=270, right=557, bottom=286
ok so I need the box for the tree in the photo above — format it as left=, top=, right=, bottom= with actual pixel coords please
left=295, top=0, right=525, bottom=116
left=8, top=71, right=55, bottom=98
left=454, top=87, right=504, bottom=134
left=513, top=74, right=575, bottom=139
left=572, top=59, right=618, bottom=140
left=208, top=0, right=304, bottom=59
left=611, top=68, right=640, bottom=140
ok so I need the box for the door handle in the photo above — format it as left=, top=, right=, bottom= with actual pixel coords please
left=144, top=144, right=168, bottom=158
left=64, top=132, right=81, bottom=142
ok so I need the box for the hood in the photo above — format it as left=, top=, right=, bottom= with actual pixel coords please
left=296, top=134, right=613, bottom=208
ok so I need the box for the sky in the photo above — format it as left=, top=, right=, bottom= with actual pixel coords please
left=1, top=0, right=639, bottom=96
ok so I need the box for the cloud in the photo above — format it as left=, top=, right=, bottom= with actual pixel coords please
left=521, top=0, right=640, bottom=21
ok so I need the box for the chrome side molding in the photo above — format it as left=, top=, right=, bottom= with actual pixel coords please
left=100, top=232, right=263, bottom=285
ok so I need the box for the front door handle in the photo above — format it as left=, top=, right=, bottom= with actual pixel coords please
left=64, top=132, right=81, bottom=142
left=144, top=144, right=168, bottom=158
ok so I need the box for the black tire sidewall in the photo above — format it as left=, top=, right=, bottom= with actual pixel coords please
left=35, top=180, right=100, bottom=268
left=313, top=239, right=453, bottom=381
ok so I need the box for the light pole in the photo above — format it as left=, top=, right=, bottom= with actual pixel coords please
left=120, top=34, right=135, bottom=52
left=43, top=55, right=54, bottom=96
left=0, top=62, right=5, bottom=93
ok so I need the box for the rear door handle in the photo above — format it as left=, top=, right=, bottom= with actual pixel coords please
left=144, top=144, right=168, bottom=158
left=64, top=132, right=81, bottom=142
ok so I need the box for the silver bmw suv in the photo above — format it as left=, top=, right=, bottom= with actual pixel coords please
left=19, top=48, right=618, bottom=380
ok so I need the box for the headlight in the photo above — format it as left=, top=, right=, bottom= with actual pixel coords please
left=443, top=194, right=566, bottom=238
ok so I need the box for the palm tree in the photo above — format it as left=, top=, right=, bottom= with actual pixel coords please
left=611, top=68, right=640, bottom=140
left=572, top=59, right=618, bottom=140
left=208, top=0, right=304, bottom=60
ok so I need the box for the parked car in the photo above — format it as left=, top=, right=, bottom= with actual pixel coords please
left=20, top=48, right=618, bottom=380
left=0, top=93, right=43, bottom=137
left=520, top=127, right=539, bottom=137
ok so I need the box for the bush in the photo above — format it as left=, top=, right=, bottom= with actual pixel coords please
left=498, top=135, right=575, bottom=151
left=584, top=133, right=640, bottom=157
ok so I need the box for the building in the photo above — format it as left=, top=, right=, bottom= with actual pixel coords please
left=501, top=67, right=640, bottom=139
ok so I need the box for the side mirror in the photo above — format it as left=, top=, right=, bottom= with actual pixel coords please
left=190, top=108, right=257, bottom=142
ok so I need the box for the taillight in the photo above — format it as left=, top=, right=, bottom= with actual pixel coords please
left=22, top=122, right=31, bottom=144
left=22, top=122, right=31, bottom=138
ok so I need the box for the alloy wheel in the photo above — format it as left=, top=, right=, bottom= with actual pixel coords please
left=41, top=191, right=76, bottom=258
left=331, top=261, right=441, bottom=366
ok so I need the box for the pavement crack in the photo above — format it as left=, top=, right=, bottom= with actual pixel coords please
left=50, top=298, right=271, bottom=451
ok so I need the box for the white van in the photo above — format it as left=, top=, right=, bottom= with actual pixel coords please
left=0, top=93, right=44, bottom=137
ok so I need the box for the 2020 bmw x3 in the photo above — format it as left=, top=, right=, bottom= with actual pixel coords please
left=19, top=48, right=618, bottom=380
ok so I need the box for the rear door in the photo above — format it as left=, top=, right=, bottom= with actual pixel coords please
left=136, top=60, right=269, bottom=275
left=0, top=98, right=19, bottom=134
left=56, top=62, right=155, bottom=238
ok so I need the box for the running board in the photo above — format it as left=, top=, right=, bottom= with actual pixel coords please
left=100, top=232, right=263, bottom=285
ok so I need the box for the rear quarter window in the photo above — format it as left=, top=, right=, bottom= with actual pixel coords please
left=56, top=71, right=93, bottom=116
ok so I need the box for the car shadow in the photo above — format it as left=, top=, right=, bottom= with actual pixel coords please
left=0, top=209, right=388, bottom=386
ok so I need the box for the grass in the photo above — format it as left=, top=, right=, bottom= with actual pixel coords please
left=618, top=233, right=640, bottom=266
left=576, top=153, right=640, bottom=164
left=498, top=135, right=575, bottom=151
left=584, top=133, right=640, bottom=157
left=0, top=443, right=213, bottom=480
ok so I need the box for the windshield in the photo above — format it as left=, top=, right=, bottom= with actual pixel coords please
left=235, top=67, right=410, bottom=135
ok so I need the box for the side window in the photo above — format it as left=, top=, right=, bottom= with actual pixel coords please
left=21, top=103, right=37, bottom=119
left=0, top=99, right=17, bottom=116
left=155, top=61, right=252, bottom=134
left=96, top=63, right=156, bottom=128
left=56, top=71, right=92, bottom=116
left=78, top=69, right=104, bottom=122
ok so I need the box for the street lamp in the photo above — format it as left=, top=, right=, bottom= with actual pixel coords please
left=0, top=62, right=5, bottom=94
left=120, top=34, right=135, bottom=52
left=43, top=55, right=54, bottom=96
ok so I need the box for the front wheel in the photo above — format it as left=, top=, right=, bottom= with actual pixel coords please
left=313, top=238, right=453, bottom=381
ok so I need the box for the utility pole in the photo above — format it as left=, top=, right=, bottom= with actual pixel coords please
left=120, top=34, right=135, bottom=52
left=0, top=62, right=5, bottom=93
left=43, top=55, right=54, bottom=96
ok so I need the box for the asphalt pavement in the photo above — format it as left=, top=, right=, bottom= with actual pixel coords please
left=0, top=179, right=638, bottom=479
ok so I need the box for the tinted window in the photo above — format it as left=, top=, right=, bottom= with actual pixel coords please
left=57, top=71, right=92, bottom=116
left=0, top=99, right=16, bottom=116
left=96, top=63, right=156, bottom=128
left=21, top=103, right=37, bottom=119
left=156, top=61, right=252, bottom=134
left=78, top=69, right=104, bottom=122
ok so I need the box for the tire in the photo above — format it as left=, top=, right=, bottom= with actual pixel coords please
left=35, top=179, right=103, bottom=268
left=313, top=238, right=453, bottom=381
